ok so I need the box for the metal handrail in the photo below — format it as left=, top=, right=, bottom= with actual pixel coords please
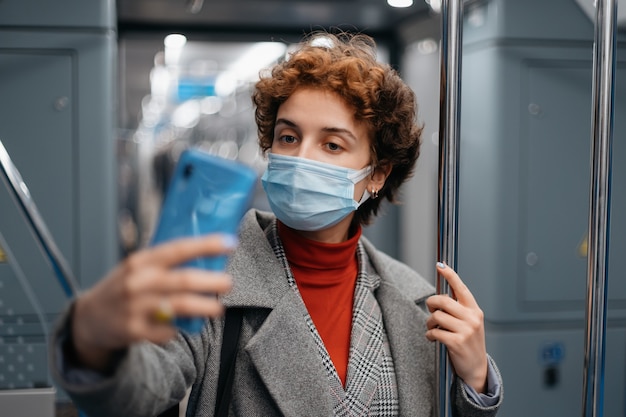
left=437, top=0, right=464, bottom=416
left=582, top=0, right=617, bottom=416
left=0, top=139, right=80, bottom=299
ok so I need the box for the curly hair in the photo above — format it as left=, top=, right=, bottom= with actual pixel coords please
left=253, top=31, right=422, bottom=225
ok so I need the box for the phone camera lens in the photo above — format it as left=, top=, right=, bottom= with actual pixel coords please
left=183, top=163, right=194, bottom=179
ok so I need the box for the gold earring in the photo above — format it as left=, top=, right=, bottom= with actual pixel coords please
left=371, top=188, right=379, bottom=199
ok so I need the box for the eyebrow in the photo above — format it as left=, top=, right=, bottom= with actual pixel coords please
left=275, top=118, right=297, bottom=129
left=275, top=118, right=359, bottom=142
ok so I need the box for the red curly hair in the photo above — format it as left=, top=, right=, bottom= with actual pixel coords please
left=253, top=32, right=422, bottom=225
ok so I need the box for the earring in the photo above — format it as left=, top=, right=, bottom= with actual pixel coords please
left=371, top=187, right=379, bottom=199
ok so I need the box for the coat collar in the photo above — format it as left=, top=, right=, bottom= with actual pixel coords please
left=224, top=210, right=434, bottom=309
left=224, top=209, right=435, bottom=416
left=223, top=210, right=290, bottom=309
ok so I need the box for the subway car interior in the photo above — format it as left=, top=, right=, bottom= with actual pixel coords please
left=1, top=0, right=626, bottom=415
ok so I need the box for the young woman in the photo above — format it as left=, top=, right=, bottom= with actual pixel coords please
left=51, top=32, right=502, bottom=416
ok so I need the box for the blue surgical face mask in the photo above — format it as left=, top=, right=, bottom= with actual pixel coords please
left=261, top=153, right=372, bottom=231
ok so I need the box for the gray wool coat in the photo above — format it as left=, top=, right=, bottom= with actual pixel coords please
left=50, top=210, right=502, bottom=417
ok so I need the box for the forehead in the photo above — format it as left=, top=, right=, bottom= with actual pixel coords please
left=279, top=88, right=349, bottom=112
left=276, top=88, right=370, bottom=134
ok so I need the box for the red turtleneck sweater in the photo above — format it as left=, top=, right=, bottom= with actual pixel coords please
left=277, top=221, right=360, bottom=387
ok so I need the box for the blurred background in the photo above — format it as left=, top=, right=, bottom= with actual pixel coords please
left=0, top=0, right=625, bottom=415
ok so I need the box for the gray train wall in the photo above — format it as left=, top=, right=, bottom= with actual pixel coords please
left=403, top=0, right=626, bottom=415
left=0, top=0, right=117, bottom=393
left=460, top=1, right=626, bottom=415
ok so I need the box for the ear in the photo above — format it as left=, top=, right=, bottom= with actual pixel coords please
left=367, top=164, right=392, bottom=196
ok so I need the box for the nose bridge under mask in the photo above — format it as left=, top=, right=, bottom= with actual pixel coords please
left=261, top=153, right=373, bottom=231
left=270, top=153, right=371, bottom=182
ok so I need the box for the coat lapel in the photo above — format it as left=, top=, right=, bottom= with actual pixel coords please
left=361, top=237, right=436, bottom=417
left=244, top=289, right=334, bottom=416
left=377, top=282, right=436, bottom=417
left=223, top=210, right=334, bottom=415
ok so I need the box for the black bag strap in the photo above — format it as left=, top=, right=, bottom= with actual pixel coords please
left=214, top=308, right=244, bottom=417
left=157, top=309, right=243, bottom=417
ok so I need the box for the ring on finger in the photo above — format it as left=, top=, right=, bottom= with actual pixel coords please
left=153, top=298, right=175, bottom=324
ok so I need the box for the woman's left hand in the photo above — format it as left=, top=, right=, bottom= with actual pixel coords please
left=425, top=262, right=488, bottom=393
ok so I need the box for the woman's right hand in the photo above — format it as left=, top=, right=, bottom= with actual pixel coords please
left=70, top=234, right=236, bottom=371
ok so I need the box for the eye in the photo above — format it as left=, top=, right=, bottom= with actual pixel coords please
left=279, top=135, right=297, bottom=144
left=326, top=142, right=342, bottom=152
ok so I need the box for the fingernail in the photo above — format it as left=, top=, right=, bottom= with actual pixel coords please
left=222, top=234, right=239, bottom=250
left=436, top=262, right=446, bottom=269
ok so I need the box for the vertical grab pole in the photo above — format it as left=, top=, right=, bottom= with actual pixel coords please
left=437, top=0, right=464, bottom=416
left=582, top=0, right=617, bottom=416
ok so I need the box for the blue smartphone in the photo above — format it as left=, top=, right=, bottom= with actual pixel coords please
left=150, top=148, right=257, bottom=332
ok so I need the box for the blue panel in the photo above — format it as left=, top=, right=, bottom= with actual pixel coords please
left=177, top=78, right=216, bottom=101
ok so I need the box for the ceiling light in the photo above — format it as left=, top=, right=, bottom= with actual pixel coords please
left=229, top=42, right=287, bottom=82
left=164, top=34, right=187, bottom=49
left=171, top=99, right=200, bottom=129
left=164, top=34, right=187, bottom=66
left=214, top=71, right=237, bottom=96
left=149, top=66, right=171, bottom=98
left=387, top=0, right=413, bottom=7
left=417, top=38, right=438, bottom=54
left=200, top=96, right=223, bottom=115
